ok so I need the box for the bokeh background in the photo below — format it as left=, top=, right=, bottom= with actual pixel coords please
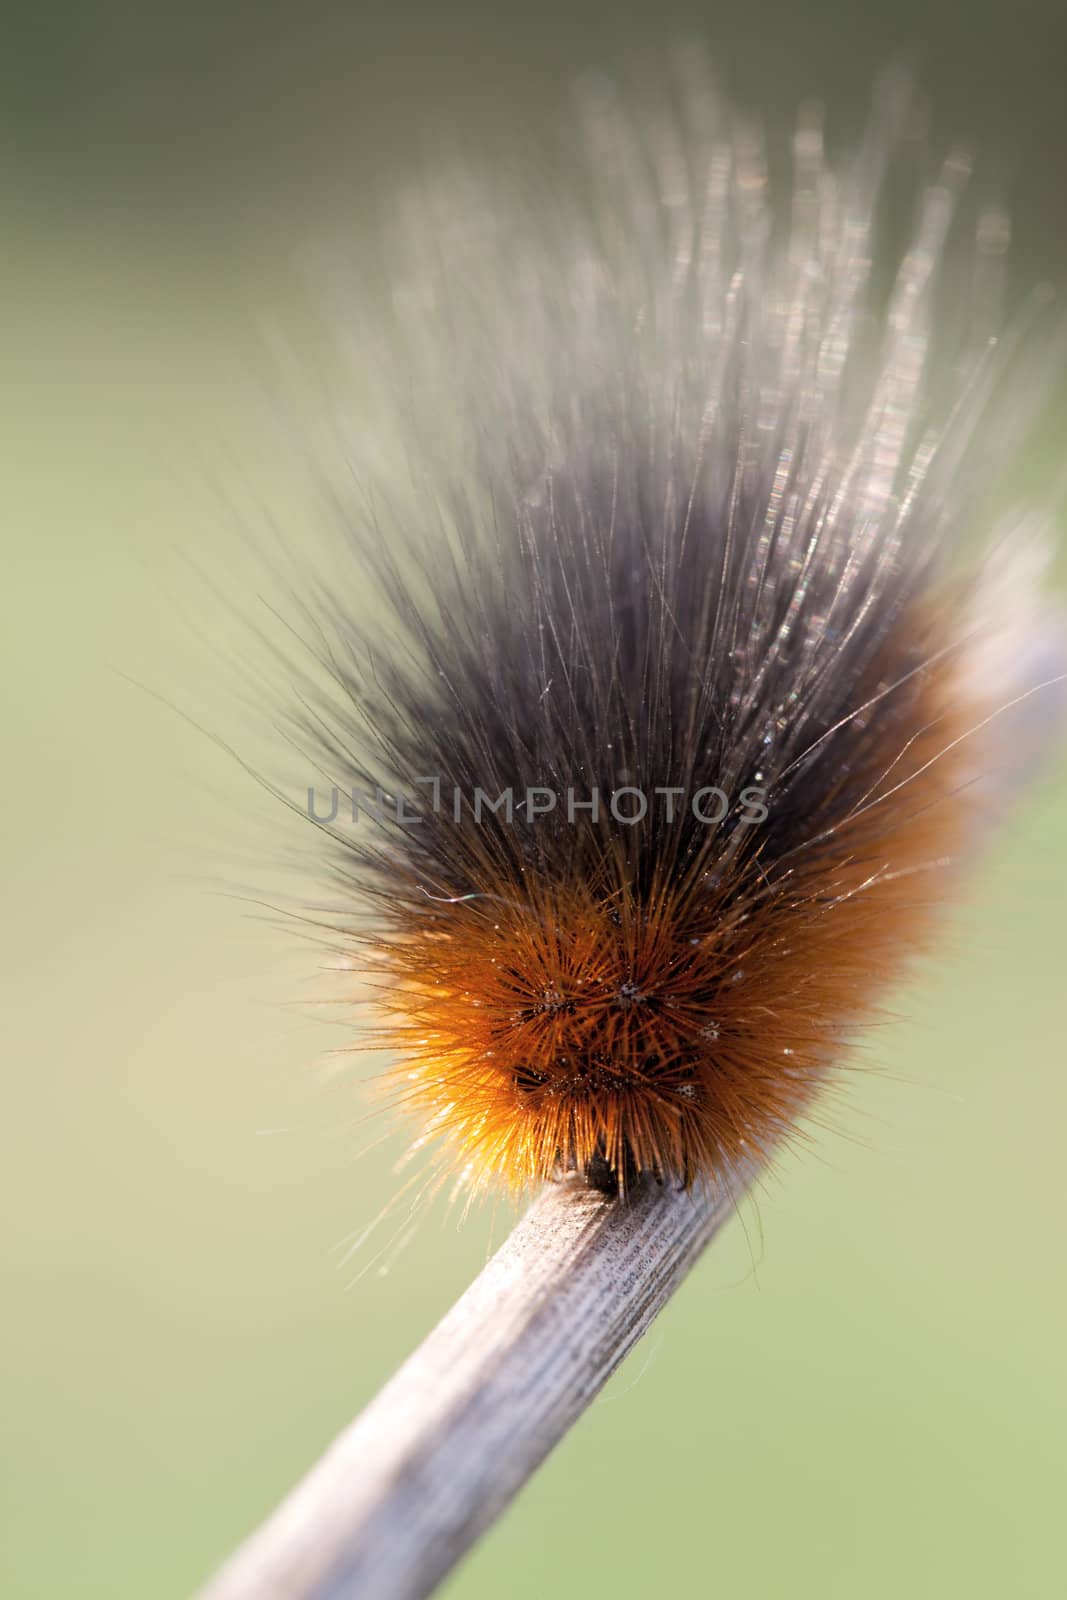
left=3, top=5, right=1066, bottom=1598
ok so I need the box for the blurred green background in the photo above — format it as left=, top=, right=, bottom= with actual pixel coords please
left=3, top=5, right=1066, bottom=1598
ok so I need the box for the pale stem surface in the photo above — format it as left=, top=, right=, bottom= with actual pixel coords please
left=198, top=1174, right=739, bottom=1600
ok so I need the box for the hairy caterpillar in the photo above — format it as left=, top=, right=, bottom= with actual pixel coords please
left=276, top=62, right=1063, bottom=1206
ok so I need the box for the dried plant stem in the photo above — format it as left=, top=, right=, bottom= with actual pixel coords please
left=197, top=1174, right=739, bottom=1600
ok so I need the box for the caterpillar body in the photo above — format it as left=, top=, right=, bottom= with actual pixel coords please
left=282, top=65, right=1062, bottom=1204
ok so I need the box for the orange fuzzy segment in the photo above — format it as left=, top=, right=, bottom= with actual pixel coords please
left=369, top=614, right=978, bottom=1198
